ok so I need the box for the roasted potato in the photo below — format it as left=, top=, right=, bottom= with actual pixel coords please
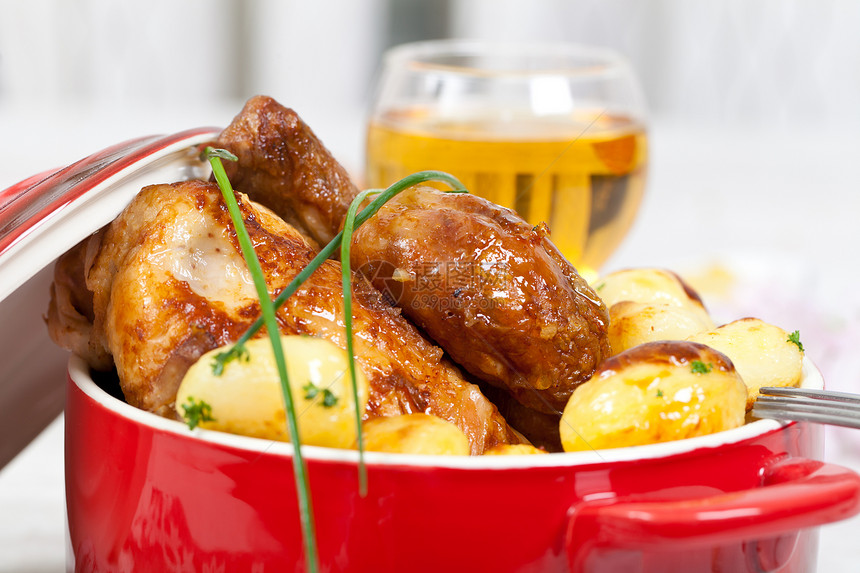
left=607, top=301, right=715, bottom=355
left=362, top=413, right=470, bottom=455
left=560, top=341, right=747, bottom=452
left=176, top=335, right=369, bottom=449
left=594, top=268, right=713, bottom=326
left=483, top=444, right=546, bottom=456
left=688, top=318, right=804, bottom=409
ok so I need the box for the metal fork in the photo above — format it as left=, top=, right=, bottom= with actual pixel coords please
left=753, top=387, right=860, bottom=429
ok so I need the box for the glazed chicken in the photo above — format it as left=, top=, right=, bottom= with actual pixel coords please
left=48, top=180, right=518, bottom=454
left=216, top=95, right=361, bottom=246
left=215, top=98, right=610, bottom=415
left=350, top=188, right=610, bottom=414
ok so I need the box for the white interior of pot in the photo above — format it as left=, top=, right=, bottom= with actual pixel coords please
left=68, top=354, right=821, bottom=469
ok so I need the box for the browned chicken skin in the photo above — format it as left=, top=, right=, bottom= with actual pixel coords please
left=215, top=95, right=360, bottom=246
left=350, top=187, right=610, bottom=414
left=47, top=234, right=113, bottom=372
left=49, top=180, right=517, bottom=453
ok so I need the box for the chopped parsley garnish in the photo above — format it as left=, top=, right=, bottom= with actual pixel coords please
left=181, top=396, right=215, bottom=430
left=322, top=390, right=338, bottom=408
left=691, top=360, right=713, bottom=374
left=302, top=382, right=339, bottom=408
left=656, top=389, right=664, bottom=398
left=787, top=330, right=804, bottom=352
left=211, top=343, right=250, bottom=376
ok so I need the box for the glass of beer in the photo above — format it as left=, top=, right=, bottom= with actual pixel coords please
left=365, top=40, right=648, bottom=276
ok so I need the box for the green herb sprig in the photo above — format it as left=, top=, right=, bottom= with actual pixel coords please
left=691, top=360, right=713, bottom=374
left=212, top=343, right=249, bottom=376
left=181, top=396, right=215, bottom=430
left=302, top=382, right=339, bottom=408
left=206, top=147, right=319, bottom=572
left=340, top=188, right=383, bottom=496
left=788, top=330, right=804, bottom=352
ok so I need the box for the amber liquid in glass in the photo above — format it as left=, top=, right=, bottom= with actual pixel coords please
left=365, top=108, right=648, bottom=275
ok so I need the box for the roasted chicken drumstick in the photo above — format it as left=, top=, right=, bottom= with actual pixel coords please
left=216, top=95, right=360, bottom=246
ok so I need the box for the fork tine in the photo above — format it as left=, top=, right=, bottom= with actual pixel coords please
left=751, top=406, right=860, bottom=430
left=753, top=387, right=860, bottom=430
left=759, top=386, right=860, bottom=404
left=756, top=394, right=860, bottom=413
left=754, top=398, right=860, bottom=416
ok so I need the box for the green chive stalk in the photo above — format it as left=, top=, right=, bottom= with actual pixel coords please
left=340, top=189, right=382, bottom=496
left=205, top=148, right=319, bottom=573
left=204, top=159, right=466, bottom=570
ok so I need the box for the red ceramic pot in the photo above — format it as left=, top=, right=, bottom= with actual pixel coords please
left=65, top=355, right=860, bottom=573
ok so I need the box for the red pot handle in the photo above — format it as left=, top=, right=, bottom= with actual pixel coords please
left=565, top=457, right=860, bottom=570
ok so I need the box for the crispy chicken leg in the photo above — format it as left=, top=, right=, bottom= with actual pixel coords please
left=49, top=180, right=517, bottom=453
left=216, top=95, right=360, bottom=246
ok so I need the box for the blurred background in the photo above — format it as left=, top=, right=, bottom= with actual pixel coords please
left=1, top=0, right=860, bottom=570
left=2, top=0, right=859, bottom=174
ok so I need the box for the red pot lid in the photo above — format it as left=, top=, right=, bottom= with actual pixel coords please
left=0, top=127, right=221, bottom=469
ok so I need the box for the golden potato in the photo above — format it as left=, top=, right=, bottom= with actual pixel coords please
left=362, top=413, right=470, bottom=455
left=483, top=444, right=546, bottom=456
left=176, top=335, right=369, bottom=448
left=688, top=318, right=804, bottom=409
left=607, top=301, right=715, bottom=355
left=560, top=341, right=747, bottom=452
left=594, top=268, right=713, bottom=326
